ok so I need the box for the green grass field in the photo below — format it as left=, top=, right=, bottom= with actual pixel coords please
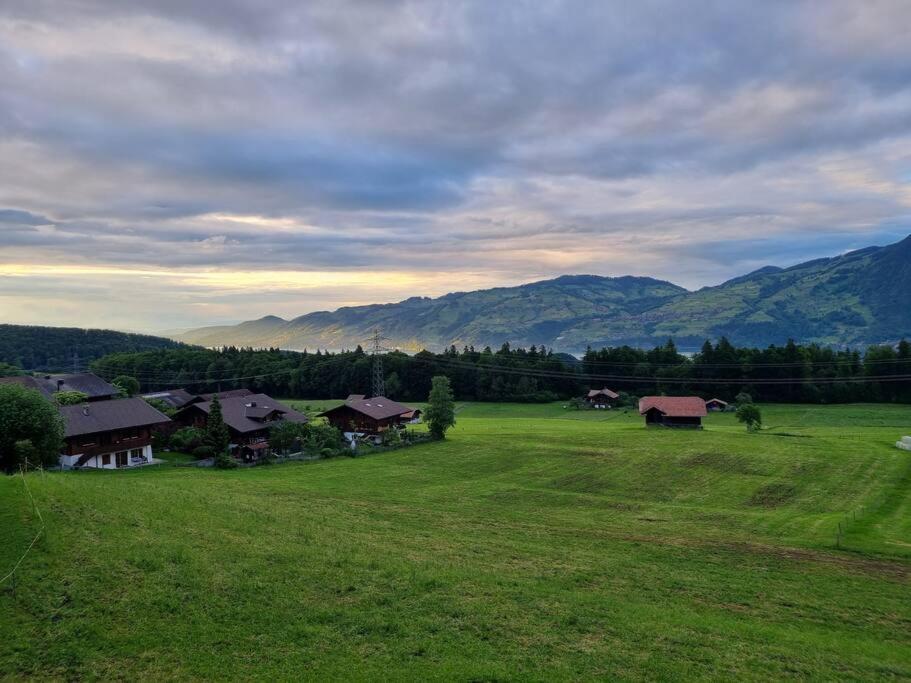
left=2, top=403, right=910, bottom=680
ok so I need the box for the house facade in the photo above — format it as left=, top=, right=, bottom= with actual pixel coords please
left=586, top=387, right=619, bottom=408
left=639, top=396, right=707, bottom=429
left=59, top=397, right=172, bottom=469
left=705, top=398, right=728, bottom=412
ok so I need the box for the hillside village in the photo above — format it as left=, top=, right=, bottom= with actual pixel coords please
left=0, top=372, right=430, bottom=470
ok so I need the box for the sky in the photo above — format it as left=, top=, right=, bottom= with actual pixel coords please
left=1, top=1, right=910, bottom=333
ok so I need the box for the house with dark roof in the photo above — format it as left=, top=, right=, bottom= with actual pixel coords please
left=59, top=397, right=172, bottom=469
left=639, top=396, right=707, bottom=429
left=586, top=387, right=619, bottom=408
left=318, top=396, right=415, bottom=440
left=0, top=372, right=119, bottom=402
left=172, top=393, right=308, bottom=458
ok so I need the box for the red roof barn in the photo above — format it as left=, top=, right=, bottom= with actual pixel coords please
left=639, top=396, right=707, bottom=429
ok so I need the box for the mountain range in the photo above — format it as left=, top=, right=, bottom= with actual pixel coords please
left=174, top=235, right=911, bottom=353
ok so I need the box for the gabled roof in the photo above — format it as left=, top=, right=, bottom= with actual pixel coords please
left=706, top=398, right=728, bottom=406
left=61, top=397, right=171, bottom=438
left=587, top=388, right=619, bottom=399
left=1, top=372, right=118, bottom=400
left=175, top=393, right=308, bottom=434
left=639, top=396, right=707, bottom=418
left=141, top=388, right=197, bottom=409
left=345, top=394, right=366, bottom=402
left=320, top=396, right=413, bottom=421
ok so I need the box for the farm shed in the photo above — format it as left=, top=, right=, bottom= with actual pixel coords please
left=639, top=396, right=707, bottom=429
left=586, top=387, right=619, bottom=408
left=705, top=398, right=728, bottom=412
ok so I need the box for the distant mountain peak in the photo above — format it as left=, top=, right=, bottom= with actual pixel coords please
left=174, top=235, right=911, bottom=352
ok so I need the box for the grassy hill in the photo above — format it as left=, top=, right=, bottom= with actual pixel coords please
left=2, top=403, right=910, bottom=678
left=0, top=324, right=186, bottom=372
left=175, top=235, right=911, bottom=352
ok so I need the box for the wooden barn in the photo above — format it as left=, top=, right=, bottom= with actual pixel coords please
left=639, top=396, right=707, bottom=429
left=586, top=387, right=619, bottom=408
left=705, top=398, right=728, bottom=412
left=319, top=396, right=415, bottom=438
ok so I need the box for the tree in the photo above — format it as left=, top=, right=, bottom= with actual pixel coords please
left=112, top=375, right=140, bottom=397
left=205, top=396, right=232, bottom=466
left=425, top=375, right=456, bottom=440
left=0, top=384, right=65, bottom=472
left=269, top=420, right=302, bottom=455
left=736, top=403, right=762, bottom=432
left=0, top=363, right=23, bottom=377
left=53, top=390, right=89, bottom=406
left=143, top=397, right=176, bottom=417
left=735, top=391, right=753, bottom=405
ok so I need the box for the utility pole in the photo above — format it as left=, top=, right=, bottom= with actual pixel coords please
left=370, top=328, right=387, bottom=397
left=72, top=350, right=80, bottom=374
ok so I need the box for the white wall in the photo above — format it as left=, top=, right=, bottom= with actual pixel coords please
left=59, top=444, right=153, bottom=469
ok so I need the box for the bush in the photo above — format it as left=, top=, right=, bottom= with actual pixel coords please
left=192, top=445, right=215, bottom=459
left=54, top=390, right=89, bottom=406
left=170, top=427, right=205, bottom=452
left=214, top=450, right=237, bottom=469
left=736, top=403, right=762, bottom=432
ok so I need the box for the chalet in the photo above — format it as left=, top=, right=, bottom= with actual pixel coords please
left=639, top=396, right=707, bottom=429
left=705, top=398, right=728, bottom=412
left=1, top=372, right=119, bottom=402
left=173, top=393, right=308, bottom=455
left=319, top=396, right=415, bottom=440
left=59, top=397, right=172, bottom=469
left=586, top=387, right=619, bottom=408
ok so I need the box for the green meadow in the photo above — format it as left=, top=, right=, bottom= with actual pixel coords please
left=2, top=403, right=910, bottom=680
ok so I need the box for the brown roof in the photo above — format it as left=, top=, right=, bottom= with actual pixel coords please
left=60, top=397, right=172, bottom=438
left=587, top=388, right=619, bottom=399
left=176, top=393, right=308, bottom=434
left=639, top=396, right=707, bottom=418
left=1, top=372, right=118, bottom=400
left=320, top=396, right=413, bottom=421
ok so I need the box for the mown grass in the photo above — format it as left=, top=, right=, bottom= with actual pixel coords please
left=1, top=403, right=910, bottom=680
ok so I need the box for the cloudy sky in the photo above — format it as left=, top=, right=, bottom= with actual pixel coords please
left=1, top=1, right=910, bottom=332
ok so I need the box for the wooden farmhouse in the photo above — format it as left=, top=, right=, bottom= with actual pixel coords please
left=59, top=397, right=172, bottom=469
left=319, top=396, right=415, bottom=440
left=586, top=387, right=619, bottom=408
left=173, top=393, right=308, bottom=459
left=639, top=396, right=707, bottom=429
left=705, top=398, right=728, bottom=412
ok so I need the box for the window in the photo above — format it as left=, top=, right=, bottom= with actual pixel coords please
left=102, top=454, right=111, bottom=466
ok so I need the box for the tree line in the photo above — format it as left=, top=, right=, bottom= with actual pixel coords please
left=582, top=338, right=911, bottom=403
left=89, top=343, right=580, bottom=402
left=87, top=337, right=911, bottom=404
